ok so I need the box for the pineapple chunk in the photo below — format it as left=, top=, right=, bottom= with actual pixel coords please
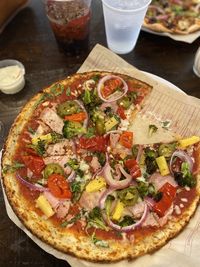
left=85, top=176, right=106, bottom=193
left=35, top=194, right=55, bottom=218
left=179, top=136, right=200, bottom=149
left=32, top=133, right=52, bottom=146
left=156, top=156, right=170, bottom=176
left=112, top=200, right=124, bottom=221
left=105, top=117, right=119, bottom=132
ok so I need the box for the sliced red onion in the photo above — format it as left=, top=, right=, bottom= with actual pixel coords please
left=103, top=163, right=132, bottom=189
left=67, top=170, right=76, bottom=182
left=113, top=164, right=121, bottom=181
left=97, top=75, right=128, bottom=103
left=144, top=196, right=156, bottom=210
left=99, top=188, right=114, bottom=209
left=136, top=145, right=144, bottom=163
left=169, top=150, right=194, bottom=175
left=156, top=14, right=169, bottom=20
left=74, top=99, right=89, bottom=128
left=118, top=165, right=132, bottom=180
left=16, top=173, right=48, bottom=192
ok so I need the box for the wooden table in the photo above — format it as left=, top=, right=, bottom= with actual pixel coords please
left=0, top=1, right=200, bottom=266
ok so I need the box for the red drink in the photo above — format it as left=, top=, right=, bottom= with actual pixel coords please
left=45, top=0, right=91, bottom=55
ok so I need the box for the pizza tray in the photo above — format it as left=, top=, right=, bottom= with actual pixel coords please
left=142, top=26, right=200, bottom=44
left=1, top=71, right=200, bottom=267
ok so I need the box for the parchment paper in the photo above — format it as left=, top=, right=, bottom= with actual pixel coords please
left=142, top=27, right=200, bottom=43
left=2, top=44, right=200, bottom=267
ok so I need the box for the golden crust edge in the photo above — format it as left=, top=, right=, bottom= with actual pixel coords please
left=143, top=19, right=200, bottom=35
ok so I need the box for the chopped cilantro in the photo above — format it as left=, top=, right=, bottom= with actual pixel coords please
left=3, top=161, right=25, bottom=174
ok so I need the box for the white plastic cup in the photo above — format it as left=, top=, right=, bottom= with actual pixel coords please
left=102, top=0, right=151, bottom=54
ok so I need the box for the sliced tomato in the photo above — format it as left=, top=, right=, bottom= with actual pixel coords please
left=117, top=106, right=127, bottom=120
left=102, top=78, right=123, bottom=98
left=119, top=131, right=133, bottom=149
left=22, top=155, right=45, bottom=175
left=153, top=182, right=177, bottom=217
left=47, top=174, right=72, bottom=199
left=124, top=159, right=141, bottom=179
left=64, top=112, right=87, bottom=122
left=78, top=136, right=109, bottom=152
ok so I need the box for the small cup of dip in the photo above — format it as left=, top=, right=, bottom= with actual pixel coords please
left=0, top=59, right=25, bottom=94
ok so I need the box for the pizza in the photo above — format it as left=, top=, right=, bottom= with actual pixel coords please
left=143, top=0, right=200, bottom=34
left=1, top=71, right=200, bottom=262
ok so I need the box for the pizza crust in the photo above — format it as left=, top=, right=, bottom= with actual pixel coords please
left=1, top=71, right=200, bottom=262
left=143, top=19, right=200, bottom=35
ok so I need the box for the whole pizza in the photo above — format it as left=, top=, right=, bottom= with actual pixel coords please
left=143, top=0, right=200, bottom=34
left=1, top=71, right=200, bottom=262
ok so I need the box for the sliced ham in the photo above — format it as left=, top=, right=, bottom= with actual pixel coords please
left=142, top=212, right=159, bottom=227
left=130, top=201, right=145, bottom=219
left=35, top=120, right=51, bottom=135
left=46, top=140, right=74, bottom=157
left=90, top=156, right=101, bottom=172
left=43, top=191, right=71, bottom=219
left=149, top=172, right=178, bottom=191
left=110, top=133, right=120, bottom=148
left=56, top=201, right=71, bottom=219
left=80, top=189, right=106, bottom=211
left=158, top=204, right=174, bottom=227
left=40, top=107, right=64, bottom=134
left=43, top=191, right=60, bottom=210
left=44, top=155, right=72, bottom=175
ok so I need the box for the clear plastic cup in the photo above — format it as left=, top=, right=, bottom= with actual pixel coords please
left=102, top=0, right=151, bottom=54
left=44, top=0, right=91, bottom=55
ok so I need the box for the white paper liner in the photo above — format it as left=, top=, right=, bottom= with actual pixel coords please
left=142, top=27, right=200, bottom=43
left=0, top=1, right=29, bottom=34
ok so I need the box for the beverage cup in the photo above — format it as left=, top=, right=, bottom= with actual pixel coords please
left=44, top=0, right=91, bottom=55
left=102, top=0, right=151, bottom=54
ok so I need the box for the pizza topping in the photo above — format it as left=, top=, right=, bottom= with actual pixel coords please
left=40, top=107, right=64, bottom=134
left=44, top=155, right=72, bottom=175
left=149, top=172, right=177, bottom=191
left=97, top=75, right=128, bottom=102
left=22, top=155, right=45, bottom=176
left=102, top=162, right=132, bottom=189
left=78, top=135, right=109, bottom=152
left=153, top=182, right=177, bottom=217
left=63, top=121, right=86, bottom=139
left=47, top=174, right=72, bottom=199
left=16, top=173, right=48, bottom=192
left=36, top=194, right=55, bottom=218
left=155, top=156, right=170, bottom=176
left=119, top=131, right=133, bottom=149
left=124, top=159, right=141, bottom=179
left=169, top=150, right=194, bottom=175
left=43, top=163, right=65, bottom=179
